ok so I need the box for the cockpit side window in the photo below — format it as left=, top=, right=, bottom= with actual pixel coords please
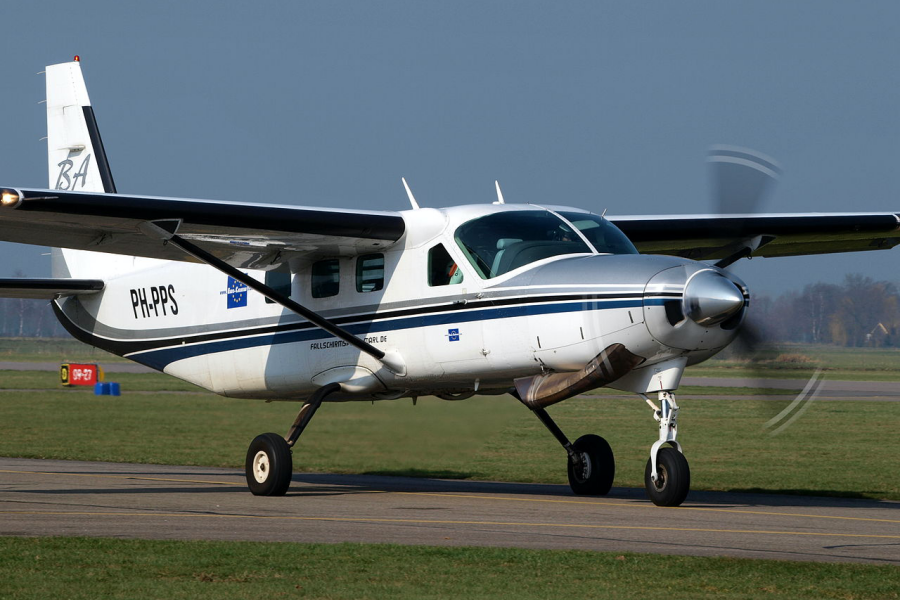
left=428, top=243, right=464, bottom=286
left=454, top=210, right=592, bottom=279
left=558, top=212, right=638, bottom=255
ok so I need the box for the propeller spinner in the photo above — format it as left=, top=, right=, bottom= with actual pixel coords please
left=683, top=270, right=745, bottom=327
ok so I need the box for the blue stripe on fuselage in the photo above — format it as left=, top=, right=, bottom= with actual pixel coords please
left=130, top=297, right=662, bottom=370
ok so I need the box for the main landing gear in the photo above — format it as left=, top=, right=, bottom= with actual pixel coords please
left=245, top=382, right=342, bottom=496
left=531, top=407, right=615, bottom=495
left=640, top=390, right=690, bottom=507
left=530, top=390, right=691, bottom=507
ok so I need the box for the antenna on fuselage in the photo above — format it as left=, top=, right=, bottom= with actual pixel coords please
left=401, top=177, right=420, bottom=210
left=494, top=180, right=505, bottom=204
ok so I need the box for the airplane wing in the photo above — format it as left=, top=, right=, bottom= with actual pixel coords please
left=0, top=187, right=406, bottom=270
left=3, top=185, right=898, bottom=269
left=609, top=212, right=900, bottom=260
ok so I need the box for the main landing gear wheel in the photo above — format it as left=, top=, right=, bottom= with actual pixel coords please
left=567, top=434, right=615, bottom=495
left=245, top=432, right=293, bottom=496
left=644, top=447, right=690, bottom=507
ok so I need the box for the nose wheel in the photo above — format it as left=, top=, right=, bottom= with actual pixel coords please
left=640, top=391, right=690, bottom=506
left=644, top=446, right=690, bottom=506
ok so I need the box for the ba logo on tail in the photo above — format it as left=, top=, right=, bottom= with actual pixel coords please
left=55, top=154, right=92, bottom=190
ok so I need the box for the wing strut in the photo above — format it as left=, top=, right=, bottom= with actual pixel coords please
left=139, top=221, right=406, bottom=375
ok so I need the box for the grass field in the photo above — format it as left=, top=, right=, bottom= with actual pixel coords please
left=1, top=370, right=896, bottom=500
left=0, top=368, right=797, bottom=396
left=0, top=337, right=127, bottom=363
left=0, top=369, right=203, bottom=391
left=1, top=340, right=898, bottom=597
left=0, top=537, right=896, bottom=600
left=687, top=343, right=900, bottom=381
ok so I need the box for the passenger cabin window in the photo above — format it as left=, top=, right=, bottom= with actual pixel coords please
left=356, top=254, right=384, bottom=292
left=428, top=244, right=464, bottom=286
left=454, top=210, right=592, bottom=279
left=264, top=270, right=292, bottom=304
left=311, top=259, right=340, bottom=298
left=557, top=212, right=638, bottom=255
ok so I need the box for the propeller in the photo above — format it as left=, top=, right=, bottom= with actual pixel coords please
left=708, top=145, right=781, bottom=215
left=705, top=145, right=824, bottom=433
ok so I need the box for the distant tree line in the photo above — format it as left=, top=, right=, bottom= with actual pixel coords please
left=751, top=274, right=900, bottom=347
left=0, top=269, right=69, bottom=338
left=0, top=297, right=67, bottom=338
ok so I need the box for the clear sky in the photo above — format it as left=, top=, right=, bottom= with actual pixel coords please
left=1, top=1, right=897, bottom=296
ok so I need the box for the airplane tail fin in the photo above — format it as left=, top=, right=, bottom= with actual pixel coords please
left=46, top=59, right=116, bottom=195
left=46, top=59, right=118, bottom=279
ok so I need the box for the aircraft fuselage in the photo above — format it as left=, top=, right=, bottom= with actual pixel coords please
left=53, top=204, right=747, bottom=402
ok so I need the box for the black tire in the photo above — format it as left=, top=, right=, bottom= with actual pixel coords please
left=644, top=447, right=690, bottom=507
left=245, top=432, right=293, bottom=496
left=567, top=434, right=615, bottom=495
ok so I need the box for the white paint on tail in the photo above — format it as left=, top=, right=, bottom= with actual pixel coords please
left=45, top=60, right=163, bottom=279
left=46, top=61, right=103, bottom=193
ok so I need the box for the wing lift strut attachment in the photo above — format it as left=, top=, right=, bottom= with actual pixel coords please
left=713, top=234, right=775, bottom=269
left=139, top=219, right=405, bottom=375
left=140, top=219, right=407, bottom=496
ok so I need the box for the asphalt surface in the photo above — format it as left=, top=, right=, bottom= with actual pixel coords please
left=1, top=457, right=897, bottom=564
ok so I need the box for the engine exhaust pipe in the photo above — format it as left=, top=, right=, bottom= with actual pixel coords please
left=514, top=343, right=644, bottom=409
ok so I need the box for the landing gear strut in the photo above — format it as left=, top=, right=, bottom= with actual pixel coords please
left=531, top=407, right=615, bottom=495
left=640, top=390, right=690, bottom=506
left=245, top=383, right=342, bottom=496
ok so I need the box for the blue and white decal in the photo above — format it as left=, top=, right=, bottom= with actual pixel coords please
left=223, top=276, right=248, bottom=308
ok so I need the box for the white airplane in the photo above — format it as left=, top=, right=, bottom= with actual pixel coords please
left=2, top=59, right=898, bottom=506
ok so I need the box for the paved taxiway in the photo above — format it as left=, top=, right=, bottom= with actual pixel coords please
left=1, top=457, right=897, bottom=564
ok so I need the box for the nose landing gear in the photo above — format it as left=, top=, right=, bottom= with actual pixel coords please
left=644, top=446, right=690, bottom=507
left=640, top=391, right=690, bottom=506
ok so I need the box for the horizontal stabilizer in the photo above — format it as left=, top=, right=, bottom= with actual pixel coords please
left=0, top=278, right=104, bottom=299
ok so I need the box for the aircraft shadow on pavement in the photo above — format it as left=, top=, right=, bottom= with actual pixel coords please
left=8, top=466, right=895, bottom=509
left=289, top=473, right=899, bottom=510
left=10, top=485, right=248, bottom=496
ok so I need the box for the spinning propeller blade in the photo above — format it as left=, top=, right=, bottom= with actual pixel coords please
left=705, top=146, right=824, bottom=430
left=708, top=145, right=781, bottom=215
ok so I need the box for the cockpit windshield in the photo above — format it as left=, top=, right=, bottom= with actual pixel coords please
left=454, top=210, right=592, bottom=279
left=557, top=212, right=638, bottom=256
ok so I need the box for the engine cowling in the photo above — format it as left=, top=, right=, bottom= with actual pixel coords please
left=643, top=265, right=747, bottom=352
